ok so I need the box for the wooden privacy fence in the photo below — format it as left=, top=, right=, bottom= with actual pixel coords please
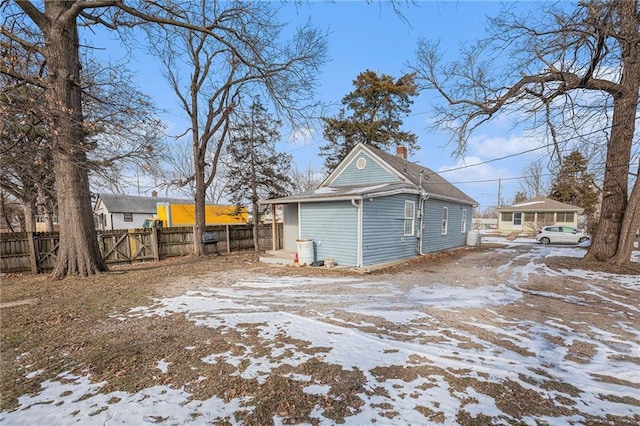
left=0, top=224, right=283, bottom=274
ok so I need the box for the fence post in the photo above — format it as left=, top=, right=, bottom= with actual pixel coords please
left=151, top=226, right=160, bottom=261
left=271, top=205, right=277, bottom=251
left=27, top=232, right=38, bottom=274
left=225, top=225, right=231, bottom=253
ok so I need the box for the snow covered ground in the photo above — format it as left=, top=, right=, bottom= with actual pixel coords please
left=2, top=240, right=639, bottom=425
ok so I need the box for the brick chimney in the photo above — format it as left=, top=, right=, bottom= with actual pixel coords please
left=152, top=190, right=158, bottom=197
left=396, top=146, right=407, bottom=160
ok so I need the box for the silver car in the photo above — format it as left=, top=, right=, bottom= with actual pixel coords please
left=536, top=226, right=590, bottom=245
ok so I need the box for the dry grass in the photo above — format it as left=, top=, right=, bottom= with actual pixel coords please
left=2, top=247, right=639, bottom=424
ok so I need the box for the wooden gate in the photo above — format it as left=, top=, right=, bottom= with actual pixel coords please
left=35, top=234, right=60, bottom=272
left=99, top=229, right=155, bottom=264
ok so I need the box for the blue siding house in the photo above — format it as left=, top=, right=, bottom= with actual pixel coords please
left=263, top=143, right=477, bottom=268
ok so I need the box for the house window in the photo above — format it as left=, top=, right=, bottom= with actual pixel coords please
left=556, top=212, right=574, bottom=222
left=538, top=212, right=554, bottom=223
left=501, top=212, right=513, bottom=222
left=461, top=209, right=467, bottom=233
left=524, top=212, right=535, bottom=222
left=513, top=212, right=522, bottom=226
left=404, top=200, right=415, bottom=236
left=442, top=207, right=448, bottom=235
left=123, top=212, right=133, bottom=222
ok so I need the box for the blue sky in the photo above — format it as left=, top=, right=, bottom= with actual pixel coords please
left=88, top=1, right=550, bottom=210
left=276, top=0, right=540, bottom=210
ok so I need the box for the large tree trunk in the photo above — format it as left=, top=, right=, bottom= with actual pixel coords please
left=193, top=166, right=206, bottom=256
left=611, top=161, right=640, bottom=266
left=193, top=138, right=206, bottom=256
left=584, top=0, right=640, bottom=264
left=45, top=3, right=107, bottom=278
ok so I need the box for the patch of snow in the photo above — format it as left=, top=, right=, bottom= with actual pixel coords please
left=313, top=187, right=336, bottom=194
left=155, top=359, right=170, bottom=374
left=24, top=370, right=43, bottom=379
left=303, top=383, right=330, bottom=395
left=347, top=183, right=387, bottom=193
left=512, top=201, right=546, bottom=207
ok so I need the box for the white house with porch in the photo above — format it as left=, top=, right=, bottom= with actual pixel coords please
left=495, top=197, right=584, bottom=234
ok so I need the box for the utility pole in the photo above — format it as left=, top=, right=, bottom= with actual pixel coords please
left=497, top=178, right=502, bottom=207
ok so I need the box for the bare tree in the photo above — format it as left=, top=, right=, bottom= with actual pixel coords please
left=0, top=23, right=55, bottom=232
left=0, top=82, right=53, bottom=232
left=162, top=138, right=232, bottom=204
left=144, top=1, right=327, bottom=255
left=291, top=162, right=326, bottom=193
left=0, top=0, right=323, bottom=277
left=2, top=12, right=165, bottom=234
left=411, top=0, right=639, bottom=265
left=82, top=58, right=166, bottom=195
left=519, top=159, right=550, bottom=200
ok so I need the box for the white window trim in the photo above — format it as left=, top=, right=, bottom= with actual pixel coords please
left=404, top=200, right=415, bottom=236
left=461, top=208, right=467, bottom=233
left=441, top=207, right=448, bottom=235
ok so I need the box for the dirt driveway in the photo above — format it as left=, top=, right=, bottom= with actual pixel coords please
left=1, top=243, right=639, bottom=424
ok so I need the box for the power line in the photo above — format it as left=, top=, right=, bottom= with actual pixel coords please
left=429, top=142, right=556, bottom=176
left=444, top=161, right=637, bottom=186
left=428, top=121, right=639, bottom=177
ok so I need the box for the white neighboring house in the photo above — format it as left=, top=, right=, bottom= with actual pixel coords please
left=495, top=196, right=584, bottom=234
left=94, top=193, right=190, bottom=230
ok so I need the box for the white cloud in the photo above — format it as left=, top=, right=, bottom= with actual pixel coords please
left=467, top=134, right=545, bottom=159
left=287, top=127, right=316, bottom=146
left=437, top=156, right=520, bottom=208
left=438, top=156, right=515, bottom=183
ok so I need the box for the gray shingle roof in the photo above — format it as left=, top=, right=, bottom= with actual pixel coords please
left=496, top=196, right=584, bottom=213
left=96, top=194, right=192, bottom=214
left=366, top=145, right=477, bottom=205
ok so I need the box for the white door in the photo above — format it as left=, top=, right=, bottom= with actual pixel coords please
left=283, top=204, right=299, bottom=252
left=513, top=212, right=522, bottom=230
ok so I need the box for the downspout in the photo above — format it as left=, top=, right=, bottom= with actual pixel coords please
left=297, top=202, right=302, bottom=239
left=351, top=198, right=362, bottom=267
left=418, top=172, right=430, bottom=255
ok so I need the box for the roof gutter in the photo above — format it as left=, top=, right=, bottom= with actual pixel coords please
left=261, top=188, right=420, bottom=205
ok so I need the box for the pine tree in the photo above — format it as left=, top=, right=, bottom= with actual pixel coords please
left=320, top=70, right=418, bottom=171
left=549, top=151, right=600, bottom=229
left=226, top=99, right=293, bottom=251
